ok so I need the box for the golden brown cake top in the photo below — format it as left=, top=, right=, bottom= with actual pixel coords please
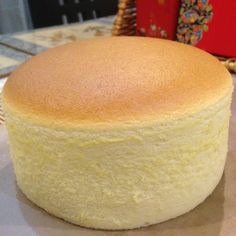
left=3, top=36, right=232, bottom=123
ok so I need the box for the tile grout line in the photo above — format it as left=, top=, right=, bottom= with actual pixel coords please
left=0, top=72, right=10, bottom=78
left=0, top=42, right=35, bottom=56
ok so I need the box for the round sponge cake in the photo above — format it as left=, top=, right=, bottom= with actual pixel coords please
left=2, top=37, right=233, bottom=230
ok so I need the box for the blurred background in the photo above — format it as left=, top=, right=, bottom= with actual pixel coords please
left=0, top=0, right=235, bottom=80
left=0, top=0, right=118, bottom=34
left=0, top=0, right=32, bottom=33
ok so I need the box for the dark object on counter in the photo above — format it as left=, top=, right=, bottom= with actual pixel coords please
left=28, top=0, right=118, bottom=29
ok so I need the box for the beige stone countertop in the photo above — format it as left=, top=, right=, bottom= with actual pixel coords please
left=0, top=16, right=114, bottom=77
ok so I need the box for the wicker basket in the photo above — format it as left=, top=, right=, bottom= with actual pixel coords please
left=113, top=0, right=236, bottom=73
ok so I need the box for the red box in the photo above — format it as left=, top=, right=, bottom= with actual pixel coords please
left=136, top=0, right=236, bottom=58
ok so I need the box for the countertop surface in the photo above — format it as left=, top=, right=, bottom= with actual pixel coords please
left=0, top=16, right=114, bottom=78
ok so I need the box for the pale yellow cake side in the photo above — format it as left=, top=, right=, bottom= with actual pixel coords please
left=3, top=88, right=232, bottom=230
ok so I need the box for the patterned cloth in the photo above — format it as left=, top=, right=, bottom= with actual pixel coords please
left=177, top=0, right=213, bottom=45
